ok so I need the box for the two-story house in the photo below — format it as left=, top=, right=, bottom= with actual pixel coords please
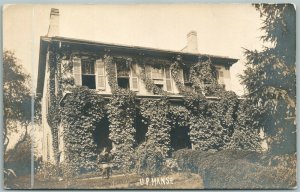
left=37, top=8, right=238, bottom=164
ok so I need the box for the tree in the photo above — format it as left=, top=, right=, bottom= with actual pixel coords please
left=241, top=4, right=296, bottom=154
left=3, top=50, right=32, bottom=154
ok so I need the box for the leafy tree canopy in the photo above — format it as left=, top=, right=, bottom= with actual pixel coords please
left=241, top=4, right=296, bottom=154
left=3, top=50, right=32, bottom=152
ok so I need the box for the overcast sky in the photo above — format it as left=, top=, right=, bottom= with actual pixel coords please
left=3, top=4, right=265, bottom=95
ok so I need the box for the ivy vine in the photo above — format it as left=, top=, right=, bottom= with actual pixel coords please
left=61, top=87, right=106, bottom=175
left=104, top=54, right=137, bottom=171
left=140, top=98, right=171, bottom=157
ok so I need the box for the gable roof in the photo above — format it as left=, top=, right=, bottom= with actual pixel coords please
left=36, top=36, right=238, bottom=95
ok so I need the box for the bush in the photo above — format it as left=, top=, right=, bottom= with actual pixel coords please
left=36, top=162, right=61, bottom=180
left=173, top=149, right=296, bottom=189
left=4, top=135, right=38, bottom=176
left=135, top=141, right=164, bottom=176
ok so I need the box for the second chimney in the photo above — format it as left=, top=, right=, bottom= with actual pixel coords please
left=47, top=8, right=59, bottom=37
left=186, top=31, right=198, bottom=53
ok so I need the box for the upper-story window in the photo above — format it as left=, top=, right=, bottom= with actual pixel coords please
left=116, top=62, right=130, bottom=89
left=150, top=66, right=172, bottom=92
left=82, top=59, right=96, bottom=89
left=73, top=57, right=106, bottom=90
left=115, top=59, right=139, bottom=91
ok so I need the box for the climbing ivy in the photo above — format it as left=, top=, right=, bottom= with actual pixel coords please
left=104, top=55, right=137, bottom=171
left=106, top=89, right=137, bottom=171
left=140, top=98, right=171, bottom=157
left=61, top=87, right=106, bottom=175
left=170, top=57, right=243, bottom=151
left=47, top=46, right=60, bottom=164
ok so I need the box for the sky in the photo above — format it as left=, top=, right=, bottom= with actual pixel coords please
left=3, top=4, right=264, bottom=95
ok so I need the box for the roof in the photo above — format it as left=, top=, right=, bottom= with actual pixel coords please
left=36, top=36, right=238, bottom=95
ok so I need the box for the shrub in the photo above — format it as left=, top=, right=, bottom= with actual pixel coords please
left=4, top=135, right=37, bottom=176
left=173, top=149, right=296, bottom=189
left=36, top=162, right=60, bottom=180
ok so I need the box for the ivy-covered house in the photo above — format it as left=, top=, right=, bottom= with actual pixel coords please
left=37, top=8, right=239, bottom=170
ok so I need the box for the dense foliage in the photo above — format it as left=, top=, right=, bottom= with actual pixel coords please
left=106, top=90, right=137, bottom=171
left=173, top=149, right=296, bottom=189
left=61, top=87, right=106, bottom=175
left=135, top=140, right=164, bottom=176
left=140, top=99, right=171, bottom=157
left=241, top=4, right=296, bottom=154
left=3, top=50, right=31, bottom=153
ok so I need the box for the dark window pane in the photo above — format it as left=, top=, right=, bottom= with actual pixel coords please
left=117, top=78, right=130, bottom=89
left=82, top=75, right=96, bottom=89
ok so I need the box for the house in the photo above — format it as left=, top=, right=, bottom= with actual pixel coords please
left=36, top=8, right=238, bottom=164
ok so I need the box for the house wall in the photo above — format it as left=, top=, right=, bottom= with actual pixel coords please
left=41, top=52, right=55, bottom=163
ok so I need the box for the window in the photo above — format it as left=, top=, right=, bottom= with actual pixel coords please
left=116, top=62, right=130, bottom=89
left=82, top=59, right=96, bottom=89
left=150, top=66, right=173, bottom=92
left=73, top=57, right=106, bottom=90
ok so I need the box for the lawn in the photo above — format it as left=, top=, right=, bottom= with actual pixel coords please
left=7, top=172, right=203, bottom=189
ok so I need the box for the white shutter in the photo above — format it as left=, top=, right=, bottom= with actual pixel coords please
left=73, top=57, right=81, bottom=86
left=145, top=65, right=152, bottom=79
left=218, top=70, right=224, bottom=84
left=165, top=67, right=172, bottom=92
left=131, top=64, right=139, bottom=91
left=96, top=59, right=106, bottom=90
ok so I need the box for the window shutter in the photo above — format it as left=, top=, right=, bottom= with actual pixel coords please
left=96, top=59, right=106, bottom=90
left=73, top=57, right=82, bottom=85
left=165, top=67, right=172, bottom=92
left=131, top=64, right=139, bottom=91
left=145, top=65, right=151, bottom=78
left=178, top=69, right=184, bottom=83
left=218, top=70, right=224, bottom=84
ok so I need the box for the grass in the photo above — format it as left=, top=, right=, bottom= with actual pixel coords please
left=6, top=172, right=203, bottom=189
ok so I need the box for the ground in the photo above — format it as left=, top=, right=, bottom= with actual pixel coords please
left=6, top=172, right=203, bottom=189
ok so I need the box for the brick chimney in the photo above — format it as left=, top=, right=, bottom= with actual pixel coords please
left=186, top=31, right=198, bottom=53
left=47, top=8, right=59, bottom=37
